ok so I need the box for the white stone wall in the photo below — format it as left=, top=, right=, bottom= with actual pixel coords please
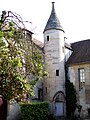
left=69, top=67, right=76, bottom=86
left=43, top=29, right=65, bottom=101
left=7, top=102, right=21, bottom=120
left=27, top=73, right=43, bottom=100
left=65, top=49, right=72, bottom=62
left=32, top=80, right=43, bottom=99
left=69, top=64, right=90, bottom=117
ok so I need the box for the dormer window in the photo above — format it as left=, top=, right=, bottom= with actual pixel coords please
left=47, top=36, right=49, bottom=41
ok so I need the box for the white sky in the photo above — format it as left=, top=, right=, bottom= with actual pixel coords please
left=0, top=0, right=90, bottom=43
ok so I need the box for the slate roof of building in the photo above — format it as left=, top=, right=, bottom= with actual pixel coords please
left=66, top=39, right=90, bottom=65
left=32, top=38, right=44, bottom=48
left=24, top=28, right=33, bottom=34
left=65, top=42, right=72, bottom=50
left=44, top=2, right=64, bottom=33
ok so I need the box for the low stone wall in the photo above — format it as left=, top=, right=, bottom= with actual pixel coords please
left=7, top=102, right=21, bottom=120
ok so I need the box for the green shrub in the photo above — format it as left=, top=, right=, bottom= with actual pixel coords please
left=65, top=80, right=77, bottom=118
left=48, top=114, right=55, bottom=120
left=20, top=102, right=49, bottom=120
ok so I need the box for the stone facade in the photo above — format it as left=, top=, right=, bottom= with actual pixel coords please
left=31, top=2, right=90, bottom=118
left=69, top=63, right=90, bottom=117
left=15, top=2, right=90, bottom=119
left=43, top=2, right=66, bottom=117
left=43, top=29, right=65, bottom=99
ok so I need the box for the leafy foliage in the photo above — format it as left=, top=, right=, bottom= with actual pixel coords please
left=20, top=102, right=49, bottom=120
left=0, top=11, right=48, bottom=101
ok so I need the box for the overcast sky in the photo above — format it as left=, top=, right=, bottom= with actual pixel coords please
left=0, top=0, right=90, bottom=43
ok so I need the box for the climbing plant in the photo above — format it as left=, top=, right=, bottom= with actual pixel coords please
left=65, top=80, right=77, bottom=118
left=0, top=11, right=48, bottom=101
left=65, top=65, right=77, bottom=119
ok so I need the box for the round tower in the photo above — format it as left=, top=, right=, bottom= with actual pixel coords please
left=43, top=2, right=66, bottom=117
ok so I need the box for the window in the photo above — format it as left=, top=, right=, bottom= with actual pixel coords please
left=78, top=68, right=85, bottom=90
left=62, top=46, right=64, bottom=53
left=38, top=89, right=43, bottom=100
left=47, top=36, right=49, bottom=41
left=46, top=87, right=47, bottom=93
left=56, top=70, right=59, bottom=76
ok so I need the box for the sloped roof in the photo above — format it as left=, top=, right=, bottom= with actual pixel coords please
left=23, top=28, right=33, bottom=34
left=44, top=2, right=64, bottom=33
left=66, top=39, right=90, bottom=65
left=32, top=38, right=44, bottom=48
left=65, top=42, right=72, bottom=50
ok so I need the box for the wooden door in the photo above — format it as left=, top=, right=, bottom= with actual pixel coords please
left=55, top=102, right=64, bottom=116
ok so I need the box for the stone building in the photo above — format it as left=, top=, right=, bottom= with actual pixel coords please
left=43, top=2, right=66, bottom=117
left=66, top=40, right=90, bottom=117
left=7, top=2, right=90, bottom=119
left=14, top=2, right=89, bottom=118
left=30, top=2, right=90, bottom=118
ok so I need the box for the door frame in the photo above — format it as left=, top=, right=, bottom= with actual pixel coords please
left=53, top=91, right=65, bottom=116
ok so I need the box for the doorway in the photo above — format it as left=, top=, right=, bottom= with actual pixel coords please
left=53, top=91, right=65, bottom=116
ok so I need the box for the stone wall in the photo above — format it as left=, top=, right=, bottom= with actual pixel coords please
left=43, top=29, right=65, bottom=101
left=7, top=102, right=21, bottom=120
left=69, top=63, right=90, bottom=117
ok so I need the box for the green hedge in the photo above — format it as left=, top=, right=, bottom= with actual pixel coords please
left=20, top=102, right=49, bottom=120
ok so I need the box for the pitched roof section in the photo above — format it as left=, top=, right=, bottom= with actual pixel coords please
left=66, top=39, right=90, bottom=65
left=32, top=38, right=44, bottom=48
left=44, top=2, right=64, bottom=33
left=65, top=42, right=73, bottom=51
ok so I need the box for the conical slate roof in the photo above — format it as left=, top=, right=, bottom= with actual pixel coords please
left=44, top=2, right=64, bottom=33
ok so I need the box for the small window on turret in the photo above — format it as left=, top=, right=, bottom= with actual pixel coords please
left=46, top=87, right=47, bottom=93
left=62, top=47, right=64, bottom=53
left=56, top=70, right=59, bottom=76
left=47, top=36, right=49, bottom=41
